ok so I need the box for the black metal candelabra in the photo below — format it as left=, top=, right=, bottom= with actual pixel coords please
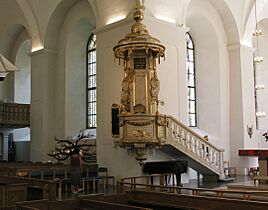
left=48, top=133, right=95, bottom=163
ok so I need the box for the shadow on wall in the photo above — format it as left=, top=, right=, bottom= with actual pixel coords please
left=15, top=141, right=30, bottom=162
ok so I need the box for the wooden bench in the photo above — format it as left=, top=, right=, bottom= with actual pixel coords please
left=253, top=176, right=268, bottom=185
left=17, top=198, right=150, bottom=210
left=0, top=182, right=27, bottom=207
left=0, top=176, right=57, bottom=201
left=126, top=190, right=268, bottom=210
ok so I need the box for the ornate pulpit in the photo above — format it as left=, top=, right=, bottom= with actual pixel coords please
left=113, top=0, right=167, bottom=162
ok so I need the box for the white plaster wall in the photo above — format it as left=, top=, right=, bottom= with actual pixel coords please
left=186, top=0, right=230, bottom=160
left=254, top=22, right=268, bottom=148
left=65, top=20, right=93, bottom=136
left=14, top=40, right=31, bottom=104
left=241, top=45, right=257, bottom=149
left=52, top=0, right=95, bottom=138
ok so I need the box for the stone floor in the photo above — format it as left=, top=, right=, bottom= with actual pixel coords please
left=184, top=175, right=253, bottom=189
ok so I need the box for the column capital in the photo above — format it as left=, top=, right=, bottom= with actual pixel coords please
left=29, top=47, right=57, bottom=57
left=227, top=43, right=254, bottom=52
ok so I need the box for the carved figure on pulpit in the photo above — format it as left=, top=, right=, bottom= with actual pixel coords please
left=121, top=69, right=134, bottom=112
left=150, top=76, right=160, bottom=102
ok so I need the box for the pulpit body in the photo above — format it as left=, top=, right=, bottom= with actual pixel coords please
left=120, top=49, right=161, bottom=115
left=113, top=0, right=167, bottom=162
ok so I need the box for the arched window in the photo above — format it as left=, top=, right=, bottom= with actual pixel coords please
left=186, top=32, right=197, bottom=127
left=87, top=33, right=97, bottom=128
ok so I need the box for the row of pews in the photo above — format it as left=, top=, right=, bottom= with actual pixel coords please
left=0, top=161, right=114, bottom=209
left=13, top=190, right=268, bottom=210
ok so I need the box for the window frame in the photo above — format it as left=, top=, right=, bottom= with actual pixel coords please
left=86, top=33, right=97, bottom=129
left=186, top=32, right=197, bottom=127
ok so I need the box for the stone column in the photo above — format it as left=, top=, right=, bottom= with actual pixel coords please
left=229, top=44, right=258, bottom=174
left=30, top=48, right=57, bottom=161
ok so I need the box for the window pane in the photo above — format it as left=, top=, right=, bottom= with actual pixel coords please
left=189, top=101, right=196, bottom=113
left=189, top=114, right=196, bottom=127
left=187, top=50, right=194, bottom=61
left=186, top=32, right=196, bottom=127
left=87, top=33, right=97, bottom=128
left=187, top=74, right=195, bottom=87
left=187, top=62, right=194, bottom=74
left=188, top=88, right=195, bottom=100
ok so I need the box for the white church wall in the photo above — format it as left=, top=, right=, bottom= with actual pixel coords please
left=254, top=21, right=268, bottom=148
left=63, top=1, right=95, bottom=137
left=43, top=0, right=95, bottom=142
left=65, top=19, right=90, bottom=136
left=15, top=40, right=31, bottom=104
left=186, top=0, right=230, bottom=161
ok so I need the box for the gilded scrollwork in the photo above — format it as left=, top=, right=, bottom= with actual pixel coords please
left=121, top=68, right=134, bottom=112
left=155, top=115, right=168, bottom=126
left=150, top=75, right=160, bottom=102
left=126, top=120, right=154, bottom=126
left=132, top=130, right=151, bottom=138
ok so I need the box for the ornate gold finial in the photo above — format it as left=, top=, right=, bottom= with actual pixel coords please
left=134, top=0, right=145, bottom=22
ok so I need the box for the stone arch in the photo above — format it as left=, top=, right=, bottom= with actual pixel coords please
left=244, top=1, right=268, bottom=45
left=0, top=24, right=31, bottom=101
left=0, top=24, right=29, bottom=62
left=43, top=0, right=96, bottom=138
left=15, top=0, right=42, bottom=51
left=44, top=0, right=96, bottom=50
left=207, top=0, right=240, bottom=45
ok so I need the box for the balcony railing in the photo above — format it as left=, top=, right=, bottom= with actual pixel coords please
left=0, top=102, right=30, bottom=128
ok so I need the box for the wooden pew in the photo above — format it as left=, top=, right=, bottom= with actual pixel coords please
left=0, top=182, right=27, bottom=207
left=253, top=176, right=268, bottom=185
left=0, top=176, right=57, bottom=201
left=17, top=198, right=150, bottom=210
left=126, top=190, right=268, bottom=210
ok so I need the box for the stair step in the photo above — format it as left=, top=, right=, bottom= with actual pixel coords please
left=219, top=177, right=235, bottom=182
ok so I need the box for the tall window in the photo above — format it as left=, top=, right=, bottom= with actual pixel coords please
left=87, top=33, right=97, bottom=128
left=186, top=32, right=197, bottom=127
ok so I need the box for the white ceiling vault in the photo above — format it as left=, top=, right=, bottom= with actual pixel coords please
left=0, top=0, right=268, bottom=52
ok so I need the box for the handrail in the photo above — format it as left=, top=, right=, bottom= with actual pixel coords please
left=165, top=115, right=225, bottom=179
left=118, top=173, right=268, bottom=201
left=167, top=115, right=220, bottom=150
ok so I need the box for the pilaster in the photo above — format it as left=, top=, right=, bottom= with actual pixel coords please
left=228, top=43, right=258, bottom=173
left=30, top=48, right=57, bottom=161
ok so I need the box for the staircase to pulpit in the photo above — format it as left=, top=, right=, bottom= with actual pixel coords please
left=161, top=115, right=226, bottom=181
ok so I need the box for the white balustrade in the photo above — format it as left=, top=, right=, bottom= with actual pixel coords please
left=165, top=116, right=225, bottom=179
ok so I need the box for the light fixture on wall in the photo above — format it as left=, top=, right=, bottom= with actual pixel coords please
left=255, top=84, right=265, bottom=90
left=0, top=53, right=18, bottom=81
left=253, top=0, right=265, bottom=121
left=256, top=112, right=266, bottom=118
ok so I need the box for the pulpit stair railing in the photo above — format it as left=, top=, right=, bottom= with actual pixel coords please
left=165, top=116, right=225, bottom=180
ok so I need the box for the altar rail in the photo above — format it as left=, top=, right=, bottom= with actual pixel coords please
left=166, top=116, right=225, bottom=179
left=117, top=173, right=268, bottom=201
left=0, top=102, right=30, bottom=128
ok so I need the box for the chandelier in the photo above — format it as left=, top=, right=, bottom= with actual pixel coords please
left=253, top=0, right=265, bottom=120
left=48, top=133, right=95, bottom=163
